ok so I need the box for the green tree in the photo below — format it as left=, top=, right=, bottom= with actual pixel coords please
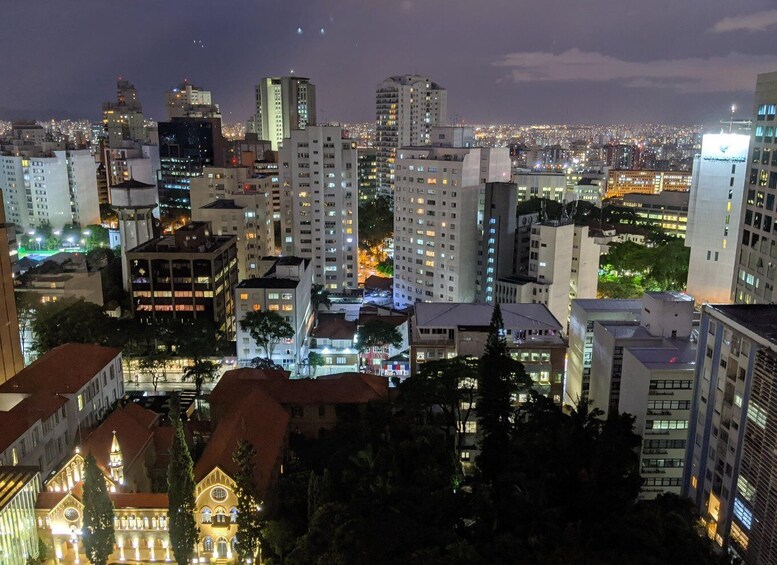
left=167, top=406, right=197, bottom=565
left=182, top=358, right=219, bottom=398
left=376, top=258, right=394, bottom=277
left=82, top=453, right=115, bottom=565
left=476, top=304, right=529, bottom=485
left=140, top=353, right=170, bottom=392
left=356, top=319, right=403, bottom=352
left=307, top=351, right=325, bottom=378
left=239, top=310, right=295, bottom=361
left=233, top=440, right=263, bottom=563
left=401, top=357, right=479, bottom=462
left=311, top=283, right=332, bottom=312
left=30, top=298, right=113, bottom=355
left=358, top=195, right=393, bottom=250
left=83, top=224, right=109, bottom=250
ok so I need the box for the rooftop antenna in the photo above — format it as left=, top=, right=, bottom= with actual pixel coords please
left=729, top=104, right=736, bottom=133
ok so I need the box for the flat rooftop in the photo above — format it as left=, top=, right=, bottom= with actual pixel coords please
left=414, top=302, right=562, bottom=332
left=626, top=346, right=697, bottom=371
left=707, top=305, right=777, bottom=346
left=573, top=299, right=643, bottom=312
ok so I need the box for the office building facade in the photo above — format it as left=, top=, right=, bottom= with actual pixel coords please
left=733, top=72, right=777, bottom=305
left=686, top=132, right=750, bottom=304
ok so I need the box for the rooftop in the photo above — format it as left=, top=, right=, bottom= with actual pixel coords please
left=0, top=344, right=120, bottom=395
left=414, top=302, right=562, bottom=332
left=573, top=298, right=643, bottom=312
left=201, top=199, right=244, bottom=210
left=706, top=304, right=777, bottom=346
left=311, top=313, right=358, bottom=340
left=626, top=346, right=697, bottom=371
left=111, top=178, right=156, bottom=190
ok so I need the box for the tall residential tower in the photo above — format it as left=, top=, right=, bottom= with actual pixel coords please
left=253, top=76, right=316, bottom=150
left=375, top=75, right=447, bottom=192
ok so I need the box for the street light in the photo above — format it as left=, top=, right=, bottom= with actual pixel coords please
left=35, top=236, right=42, bottom=250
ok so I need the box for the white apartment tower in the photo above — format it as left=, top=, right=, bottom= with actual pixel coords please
left=393, top=127, right=509, bottom=308
left=279, top=126, right=358, bottom=291
left=375, top=75, right=447, bottom=192
left=0, top=148, right=100, bottom=231
left=686, top=131, right=750, bottom=304
left=254, top=77, right=316, bottom=151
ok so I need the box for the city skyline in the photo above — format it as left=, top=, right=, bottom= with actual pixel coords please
left=3, top=1, right=777, bottom=124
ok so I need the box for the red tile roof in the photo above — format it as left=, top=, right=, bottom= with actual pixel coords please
left=209, top=368, right=290, bottom=413
left=194, top=389, right=289, bottom=496
left=35, top=491, right=69, bottom=509
left=358, top=314, right=408, bottom=328
left=110, top=493, right=168, bottom=509
left=311, top=313, right=358, bottom=340
left=80, top=403, right=158, bottom=476
left=0, top=394, right=68, bottom=453
left=0, top=344, right=121, bottom=395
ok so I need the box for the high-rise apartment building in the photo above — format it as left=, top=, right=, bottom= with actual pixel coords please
left=733, top=72, right=777, bottom=305
left=0, top=142, right=100, bottom=231
left=393, top=127, right=509, bottom=308
left=357, top=147, right=378, bottom=201
left=684, top=304, right=777, bottom=562
left=375, top=75, right=447, bottom=192
left=102, top=79, right=151, bottom=147
left=686, top=131, right=750, bottom=304
left=253, top=77, right=316, bottom=150
left=0, top=192, right=23, bottom=383
left=278, top=125, right=358, bottom=291
left=166, top=82, right=221, bottom=119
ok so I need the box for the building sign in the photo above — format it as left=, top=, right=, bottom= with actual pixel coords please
left=701, top=133, right=749, bottom=163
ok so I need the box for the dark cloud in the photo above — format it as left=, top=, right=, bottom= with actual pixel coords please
left=1, top=0, right=776, bottom=124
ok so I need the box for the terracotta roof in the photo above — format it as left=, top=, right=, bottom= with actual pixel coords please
left=0, top=344, right=121, bottom=395
left=209, top=368, right=290, bottom=412
left=0, top=394, right=68, bottom=453
left=364, top=275, right=392, bottom=291
left=35, top=491, right=69, bottom=509
left=80, top=403, right=158, bottom=475
left=258, top=372, right=389, bottom=405
left=358, top=314, right=408, bottom=328
left=311, top=313, right=358, bottom=340
left=110, top=493, right=168, bottom=509
left=194, top=389, right=289, bottom=496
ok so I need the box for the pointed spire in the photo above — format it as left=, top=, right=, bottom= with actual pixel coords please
left=109, top=430, right=124, bottom=486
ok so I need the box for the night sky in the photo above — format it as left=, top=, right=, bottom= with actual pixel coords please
left=3, top=0, right=777, bottom=124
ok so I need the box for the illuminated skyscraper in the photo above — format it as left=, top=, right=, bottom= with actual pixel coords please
left=375, top=75, right=447, bottom=193
left=253, top=76, right=316, bottom=150
left=733, top=72, right=777, bottom=304
left=686, top=129, right=750, bottom=304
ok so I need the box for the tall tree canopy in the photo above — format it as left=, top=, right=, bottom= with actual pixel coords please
left=239, top=310, right=295, bottom=360
left=167, top=405, right=197, bottom=565
left=82, top=453, right=115, bottom=565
